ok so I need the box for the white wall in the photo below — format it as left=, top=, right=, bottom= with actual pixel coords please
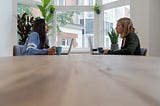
left=0, top=0, right=16, bottom=57
left=130, top=0, right=149, bottom=51
left=131, top=0, right=160, bottom=56
left=149, top=0, right=160, bottom=56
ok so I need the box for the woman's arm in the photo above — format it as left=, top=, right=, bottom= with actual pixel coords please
left=26, top=32, right=48, bottom=55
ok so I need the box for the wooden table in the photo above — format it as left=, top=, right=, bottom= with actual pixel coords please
left=0, top=55, right=160, bottom=106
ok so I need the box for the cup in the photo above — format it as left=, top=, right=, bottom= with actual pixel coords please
left=56, top=46, right=62, bottom=55
left=97, top=47, right=103, bottom=53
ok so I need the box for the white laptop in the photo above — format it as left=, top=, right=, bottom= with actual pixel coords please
left=61, top=38, right=73, bottom=55
left=88, top=36, right=104, bottom=55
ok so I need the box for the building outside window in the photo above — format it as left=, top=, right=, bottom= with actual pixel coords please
left=56, top=11, right=93, bottom=48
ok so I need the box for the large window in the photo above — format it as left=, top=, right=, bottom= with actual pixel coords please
left=56, top=11, right=94, bottom=49
left=17, top=0, right=130, bottom=51
left=17, top=3, right=32, bottom=16
left=103, top=5, right=130, bottom=48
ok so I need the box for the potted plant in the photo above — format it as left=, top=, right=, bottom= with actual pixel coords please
left=93, top=3, right=101, bottom=14
left=108, top=28, right=119, bottom=50
left=37, top=0, right=55, bottom=30
left=17, top=13, right=34, bottom=45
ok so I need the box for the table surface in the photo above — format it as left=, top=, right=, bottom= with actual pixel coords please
left=0, top=55, right=160, bottom=106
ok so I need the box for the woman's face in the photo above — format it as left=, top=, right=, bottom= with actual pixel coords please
left=116, top=22, right=124, bottom=37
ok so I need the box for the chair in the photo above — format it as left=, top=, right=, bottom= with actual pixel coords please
left=13, top=45, right=24, bottom=56
left=140, top=48, right=147, bottom=56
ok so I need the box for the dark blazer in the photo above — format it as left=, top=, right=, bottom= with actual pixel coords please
left=108, top=32, right=141, bottom=55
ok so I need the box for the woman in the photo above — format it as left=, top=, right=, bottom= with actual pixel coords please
left=22, top=18, right=56, bottom=55
left=103, top=17, right=141, bottom=55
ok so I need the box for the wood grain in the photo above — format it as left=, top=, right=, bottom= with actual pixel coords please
left=0, top=55, right=160, bottom=106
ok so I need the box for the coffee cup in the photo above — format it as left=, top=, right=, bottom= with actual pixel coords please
left=97, top=47, right=103, bottom=53
left=56, top=46, right=62, bottom=55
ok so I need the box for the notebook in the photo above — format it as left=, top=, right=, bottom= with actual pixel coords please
left=88, top=36, right=104, bottom=55
left=61, top=38, right=73, bottom=55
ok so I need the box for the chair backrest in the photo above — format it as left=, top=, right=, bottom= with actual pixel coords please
left=13, top=45, right=24, bottom=56
left=140, top=48, right=147, bottom=56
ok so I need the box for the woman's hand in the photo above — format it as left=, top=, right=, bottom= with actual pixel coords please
left=103, top=49, right=109, bottom=54
left=48, top=46, right=56, bottom=55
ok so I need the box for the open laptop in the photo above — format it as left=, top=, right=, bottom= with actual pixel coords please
left=88, top=36, right=104, bottom=55
left=61, top=38, right=73, bottom=55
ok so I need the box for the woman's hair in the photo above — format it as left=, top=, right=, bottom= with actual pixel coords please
left=117, top=17, right=135, bottom=37
left=32, top=18, right=49, bottom=49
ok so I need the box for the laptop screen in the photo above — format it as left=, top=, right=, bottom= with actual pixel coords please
left=88, top=36, right=93, bottom=54
left=67, top=38, right=73, bottom=54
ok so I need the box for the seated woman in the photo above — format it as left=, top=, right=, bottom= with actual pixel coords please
left=103, top=17, right=141, bottom=55
left=22, top=18, right=56, bottom=55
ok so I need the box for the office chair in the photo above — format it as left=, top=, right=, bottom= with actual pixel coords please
left=140, top=48, right=147, bottom=56
left=13, top=45, right=24, bottom=56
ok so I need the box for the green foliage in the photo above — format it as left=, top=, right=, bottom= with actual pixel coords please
left=17, top=13, right=34, bottom=45
left=57, top=12, right=73, bottom=26
left=56, top=11, right=74, bottom=32
left=37, top=0, right=74, bottom=33
left=17, top=3, right=32, bottom=16
left=108, top=28, right=119, bottom=44
left=37, top=0, right=55, bottom=26
left=93, top=3, right=100, bottom=14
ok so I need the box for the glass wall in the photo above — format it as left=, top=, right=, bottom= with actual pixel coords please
left=56, top=11, right=94, bottom=49
left=18, top=0, right=130, bottom=50
left=103, top=5, right=130, bottom=48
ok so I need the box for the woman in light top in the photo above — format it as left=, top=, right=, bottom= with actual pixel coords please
left=22, top=18, right=56, bottom=55
left=103, top=17, right=141, bottom=55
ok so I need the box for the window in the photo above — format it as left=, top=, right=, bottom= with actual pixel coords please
left=103, top=0, right=118, bottom=4
left=17, top=3, right=42, bottom=18
left=85, top=19, right=94, bottom=34
left=61, top=38, right=66, bottom=46
left=59, top=38, right=72, bottom=46
left=103, top=5, right=130, bottom=48
left=17, top=0, right=130, bottom=51
left=56, top=11, right=94, bottom=49
left=56, top=0, right=95, bottom=6
left=17, top=3, right=32, bottom=16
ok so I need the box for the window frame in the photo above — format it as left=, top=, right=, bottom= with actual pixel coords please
left=16, top=0, right=130, bottom=51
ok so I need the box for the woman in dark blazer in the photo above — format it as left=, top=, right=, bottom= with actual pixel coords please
left=104, top=17, right=141, bottom=55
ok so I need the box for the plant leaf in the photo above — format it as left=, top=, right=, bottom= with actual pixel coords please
left=46, top=13, right=53, bottom=23
left=37, top=5, right=46, bottom=17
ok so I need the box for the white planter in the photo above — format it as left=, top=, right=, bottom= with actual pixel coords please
left=111, top=44, right=119, bottom=50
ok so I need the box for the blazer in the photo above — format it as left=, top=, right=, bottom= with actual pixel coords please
left=108, top=32, right=141, bottom=55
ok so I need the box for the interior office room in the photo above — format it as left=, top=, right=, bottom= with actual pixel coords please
left=0, top=0, right=160, bottom=57
left=1, top=0, right=160, bottom=106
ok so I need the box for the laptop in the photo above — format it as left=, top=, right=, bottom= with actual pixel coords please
left=61, top=38, right=73, bottom=55
left=88, top=36, right=104, bottom=55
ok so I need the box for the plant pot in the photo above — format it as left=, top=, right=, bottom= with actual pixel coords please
left=96, top=10, right=100, bottom=14
left=111, top=44, right=119, bottom=50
